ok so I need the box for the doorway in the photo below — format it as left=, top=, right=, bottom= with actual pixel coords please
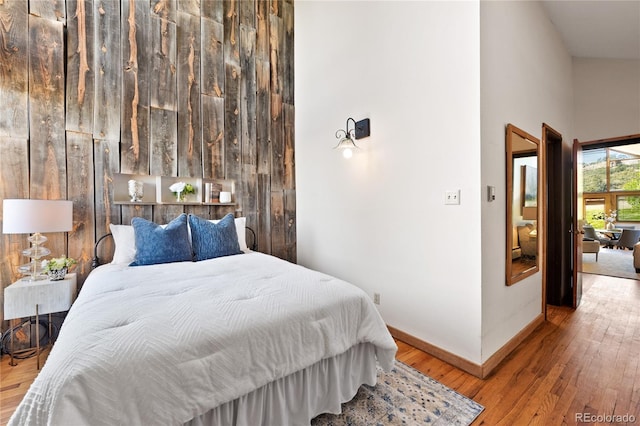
left=543, top=124, right=573, bottom=308
left=576, top=134, right=640, bottom=282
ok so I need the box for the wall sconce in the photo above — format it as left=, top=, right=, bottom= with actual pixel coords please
left=334, top=117, right=371, bottom=159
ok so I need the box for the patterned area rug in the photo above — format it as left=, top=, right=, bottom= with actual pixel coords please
left=312, top=361, right=484, bottom=425
left=582, top=247, right=640, bottom=280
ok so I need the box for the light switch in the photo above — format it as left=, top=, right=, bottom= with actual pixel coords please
left=445, top=190, right=460, bottom=205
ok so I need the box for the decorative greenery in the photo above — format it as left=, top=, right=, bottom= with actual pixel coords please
left=169, top=182, right=196, bottom=201
left=42, top=256, right=77, bottom=273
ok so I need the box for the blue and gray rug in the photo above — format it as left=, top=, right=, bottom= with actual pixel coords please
left=312, top=361, right=484, bottom=425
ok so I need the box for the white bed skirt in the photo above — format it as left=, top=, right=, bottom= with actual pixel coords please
left=185, top=342, right=379, bottom=426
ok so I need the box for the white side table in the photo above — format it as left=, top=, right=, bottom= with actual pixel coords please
left=4, top=273, right=77, bottom=369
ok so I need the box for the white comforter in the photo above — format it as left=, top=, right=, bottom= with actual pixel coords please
left=9, top=252, right=397, bottom=426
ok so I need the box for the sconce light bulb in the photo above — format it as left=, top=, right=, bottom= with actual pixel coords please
left=342, top=148, right=353, bottom=159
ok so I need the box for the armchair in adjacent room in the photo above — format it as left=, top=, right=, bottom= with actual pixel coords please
left=583, top=225, right=611, bottom=246
left=582, top=225, right=601, bottom=261
left=517, top=223, right=537, bottom=257
left=614, top=229, right=640, bottom=250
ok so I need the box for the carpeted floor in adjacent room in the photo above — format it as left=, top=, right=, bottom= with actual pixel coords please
left=582, top=247, right=640, bottom=280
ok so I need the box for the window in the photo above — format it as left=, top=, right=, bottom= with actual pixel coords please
left=584, top=197, right=606, bottom=228
left=616, top=196, right=640, bottom=221
left=582, top=143, right=640, bottom=223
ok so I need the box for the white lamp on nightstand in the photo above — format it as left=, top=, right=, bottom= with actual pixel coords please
left=2, top=199, right=73, bottom=281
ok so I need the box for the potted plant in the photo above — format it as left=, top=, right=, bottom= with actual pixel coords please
left=169, top=181, right=196, bottom=202
left=42, top=256, right=77, bottom=281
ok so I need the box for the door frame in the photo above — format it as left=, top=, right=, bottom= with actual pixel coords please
left=572, top=138, right=583, bottom=309
left=542, top=123, right=563, bottom=316
left=574, top=133, right=640, bottom=308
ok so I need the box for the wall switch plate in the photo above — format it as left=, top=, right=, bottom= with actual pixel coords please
left=488, top=185, right=496, bottom=202
left=373, top=293, right=380, bottom=305
left=445, top=190, right=460, bottom=205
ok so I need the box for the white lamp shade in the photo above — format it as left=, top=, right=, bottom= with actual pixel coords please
left=2, top=199, right=73, bottom=234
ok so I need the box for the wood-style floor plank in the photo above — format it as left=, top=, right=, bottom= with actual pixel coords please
left=1, top=273, right=639, bottom=425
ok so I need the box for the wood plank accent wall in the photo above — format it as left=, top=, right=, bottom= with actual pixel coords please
left=0, top=0, right=295, bottom=327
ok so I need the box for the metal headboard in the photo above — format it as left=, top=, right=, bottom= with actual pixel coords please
left=91, top=233, right=113, bottom=269
left=91, top=227, right=258, bottom=269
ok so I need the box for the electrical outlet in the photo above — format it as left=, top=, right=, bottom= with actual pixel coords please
left=445, top=190, right=460, bottom=205
left=373, top=293, right=380, bottom=305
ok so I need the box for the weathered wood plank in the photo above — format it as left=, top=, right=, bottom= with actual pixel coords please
left=284, top=188, right=296, bottom=263
left=93, top=0, right=121, bottom=140
left=270, top=190, right=285, bottom=259
left=257, top=173, right=271, bottom=254
left=65, top=0, right=95, bottom=134
left=255, top=0, right=269, bottom=61
left=29, top=16, right=66, bottom=213
left=270, top=0, right=282, bottom=18
left=0, top=138, right=29, bottom=311
left=283, top=103, right=295, bottom=190
left=242, top=164, right=258, bottom=242
left=0, top=0, right=28, bottom=139
left=93, top=139, right=120, bottom=265
left=66, top=131, right=94, bottom=287
left=202, top=94, right=224, bottom=179
left=121, top=205, right=152, bottom=225
left=184, top=205, right=209, bottom=218
left=153, top=205, right=184, bottom=224
left=225, top=64, right=242, bottom=191
left=224, top=0, right=239, bottom=65
left=269, top=14, right=283, bottom=96
left=239, top=0, right=255, bottom=27
left=150, top=107, right=178, bottom=176
left=151, top=0, right=176, bottom=23
left=256, top=59, right=270, bottom=174
left=151, top=20, right=175, bottom=124
left=201, top=0, right=223, bottom=23
left=150, top=15, right=177, bottom=110
left=177, top=0, right=200, bottom=17
left=177, top=11, right=202, bottom=178
left=282, top=1, right=294, bottom=104
left=270, top=94, right=284, bottom=192
left=29, top=0, right=65, bottom=22
left=201, top=17, right=224, bottom=97
left=240, top=25, right=256, bottom=167
left=121, top=0, right=150, bottom=174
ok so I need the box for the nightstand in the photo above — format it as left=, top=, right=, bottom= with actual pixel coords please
left=3, top=273, right=77, bottom=369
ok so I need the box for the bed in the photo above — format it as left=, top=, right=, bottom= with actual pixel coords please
left=8, top=214, right=397, bottom=425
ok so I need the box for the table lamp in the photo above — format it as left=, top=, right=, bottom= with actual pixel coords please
left=2, top=199, right=73, bottom=281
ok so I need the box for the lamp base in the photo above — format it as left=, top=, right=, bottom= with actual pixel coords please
left=19, top=233, right=51, bottom=281
left=22, top=274, right=47, bottom=282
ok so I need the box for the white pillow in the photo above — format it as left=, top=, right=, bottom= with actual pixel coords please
left=109, top=216, right=250, bottom=264
left=109, top=223, right=136, bottom=264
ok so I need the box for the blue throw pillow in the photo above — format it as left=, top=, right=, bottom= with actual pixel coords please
left=189, top=213, right=243, bottom=261
left=130, top=214, right=193, bottom=266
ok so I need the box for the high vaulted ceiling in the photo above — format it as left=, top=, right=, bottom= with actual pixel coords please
left=541, top=0, right=640, bottom=60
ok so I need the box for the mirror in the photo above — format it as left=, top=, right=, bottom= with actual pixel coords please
left=506, top=124, right=540, bottom=285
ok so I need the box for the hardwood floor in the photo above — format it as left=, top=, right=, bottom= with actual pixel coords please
left=1, top=273, right=639, bottom=425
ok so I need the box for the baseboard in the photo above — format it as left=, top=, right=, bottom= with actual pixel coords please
left=388, top=325, right=483, bottom=377
left=388, top=313, right=545, bottom=379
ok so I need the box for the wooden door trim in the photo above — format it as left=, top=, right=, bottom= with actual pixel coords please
left=572, top=138, right=583, bottom=308
left=542, top=123, right=562, bottom=318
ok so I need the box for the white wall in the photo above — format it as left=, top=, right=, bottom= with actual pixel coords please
left=295, top=1, right=483, bottom=363
left=480, top=1, right=573, bottom=360
left=573, top=59, right=640, bottom=141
